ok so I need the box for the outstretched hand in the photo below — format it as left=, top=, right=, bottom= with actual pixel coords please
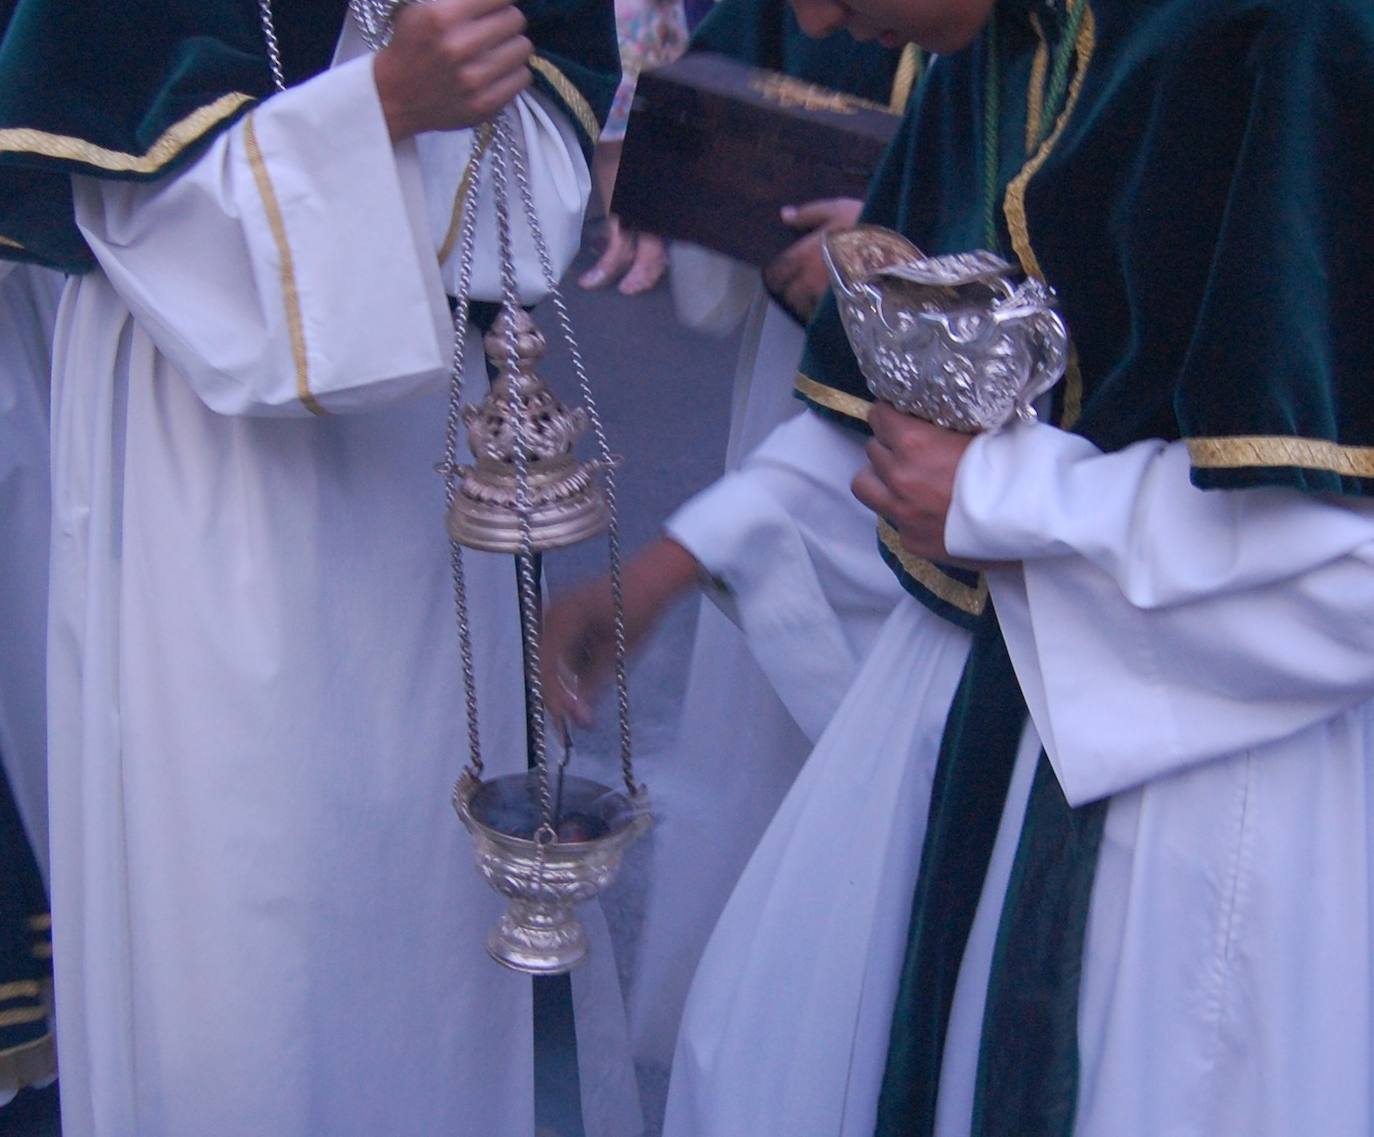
left=541, top=537, right=701, bottom=731
left=374, top=0, right=533, bottom=141
left=762, top=197, right=863, bottom=323
left=851, top=402, right=979, bottom=565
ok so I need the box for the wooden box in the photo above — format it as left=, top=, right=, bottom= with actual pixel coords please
left=611, top=52, right=901, bottom=268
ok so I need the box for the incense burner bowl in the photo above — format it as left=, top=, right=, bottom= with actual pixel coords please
left=453, top=770, right=650, bottom=974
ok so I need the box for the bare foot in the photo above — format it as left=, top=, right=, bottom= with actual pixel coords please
left=617, top=231, right=667, bottom=296
left=578, top=214, right=636, bottom=289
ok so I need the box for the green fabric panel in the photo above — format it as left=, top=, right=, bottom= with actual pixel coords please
left=971, top=756, right=1108, bottom=1137
left=0, top=0, right=619, bottom=272
left=873, top=611, right=1027, bottom=1137
left=689, top=0, right=904, bottom=105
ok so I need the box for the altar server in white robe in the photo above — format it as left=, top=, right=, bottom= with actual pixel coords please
left=627, top=4, right=918, bottom=1069
left=0, top=2, right=643, bottom=1135
left=543, top=0, right=1374, bottom=1134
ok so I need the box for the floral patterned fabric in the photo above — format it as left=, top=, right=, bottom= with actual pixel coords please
left=605, top=0, right=688, bottom=139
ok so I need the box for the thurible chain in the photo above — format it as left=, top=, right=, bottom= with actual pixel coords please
left=488, top=110, right=557, bottom=836
left=507, top=117, right=637, bottom=798
left=442, top=126, right=493, bottom=780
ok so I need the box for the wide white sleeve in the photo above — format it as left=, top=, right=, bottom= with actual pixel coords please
left=945, top=422, right=1374, bottom=804
left=73, top=56, right=589, bottom=418
left=666, top=411, right=904, bottom=739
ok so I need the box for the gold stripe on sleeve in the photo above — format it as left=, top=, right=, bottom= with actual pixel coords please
left=879, top=521, right=988, bottom=616
left=25, top=915, right=50, bottom=932
left=529, top=56, right=601, bottom=146
left=0, top=981, right=41, bottom=1002
left=0, top=235, right=21, bottom=250
left=1187, top=436, right=1374, bottom=479
left=243, top=113, right=326, bottom=418
left=795, top=373, right=872, bottom=425
left=0, top=93, right=254, bottom=173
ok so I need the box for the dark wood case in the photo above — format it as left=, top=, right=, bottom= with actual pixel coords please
left=611, top=53, right=901, bottom=267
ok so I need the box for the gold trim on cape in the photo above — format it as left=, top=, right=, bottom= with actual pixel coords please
left=1187, top=436, right=1374, bottom=479
left=889, top=45, right=921, bottom=112
left=0, top=92, right=254, bottom=173
left=1025, top=15, right=1050, bottom=154
left=879, top=521, right=988, bottom=616
left=1004, top=1, right=1095, bottom=430
left=1004, top=4, right=1095, bottom=281
left=243, top=113, right=327, bottom=418
left=529, top=56, right=601, bottom=146
left=794, top=372, right=872, bottom=425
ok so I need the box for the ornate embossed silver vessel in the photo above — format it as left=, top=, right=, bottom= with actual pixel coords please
left=454, top=771, right=651, bottom=972
left=446, top=309, right=609, bottom=552
left=823, top=226, right=1070, bottom=432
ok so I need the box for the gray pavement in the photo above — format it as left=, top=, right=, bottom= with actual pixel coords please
left=3, top=233, right=744, bottom=1137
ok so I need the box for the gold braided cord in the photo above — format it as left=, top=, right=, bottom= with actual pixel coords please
left=1187, top=435, right=1374, bottom=479
left=889, top=45, right=922, bottom=112
left=794, top=372, right=872, bottom=425
left=1025, top=15, right=1050, bottom=155
left=878, top=521, right=988, bottom=616
left=0, top=93, right=254, bottom=173
left=436, top=124, right=495, bottom=266
left=243, top=114, right=327, bottom=418
left=1004, top=3, right=1096, bottom=283
left=529, top=56, right=601, bottom=146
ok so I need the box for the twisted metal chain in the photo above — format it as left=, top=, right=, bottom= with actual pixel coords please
left=261, top=0, right=406, bottom=86
left=257, top=0, right=287, bottom=93
left=507, top=117, right=637, bottom=797
left=348, top=0, right=405, bottom=51
left=488, top=110, right=556, bottom=833
left=441, top=127, right=494, bottom=779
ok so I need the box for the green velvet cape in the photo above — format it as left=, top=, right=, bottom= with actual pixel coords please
left=0, top=0, right=619, bottom=272
left=795, top=0, right=1374, bottom=628
left=688, top=0, right=915, bottom=109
